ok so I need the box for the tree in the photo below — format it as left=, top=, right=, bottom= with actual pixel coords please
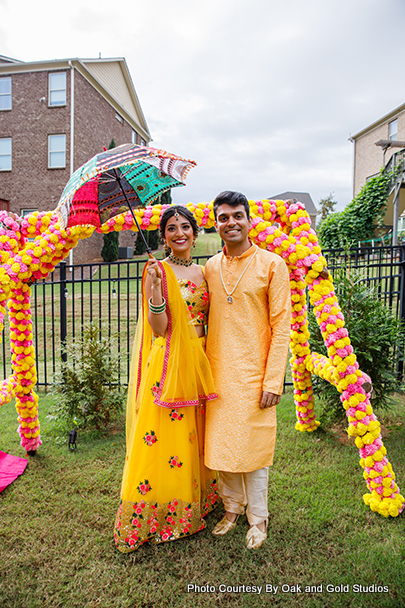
left=101, top=230, right=119, bottom=262
left=317, top=193, right=337, bottom=225
left=134, top=227, right=160, bottom=255
left=160, top=190, right=172, bottom=206
left=101, top=139, right=119, bottom=262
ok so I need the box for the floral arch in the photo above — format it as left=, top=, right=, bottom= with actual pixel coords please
left=0, top=199, right=403, bottom=518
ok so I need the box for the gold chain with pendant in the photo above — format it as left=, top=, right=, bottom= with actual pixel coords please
left=219, top=247, right=258, bottom=303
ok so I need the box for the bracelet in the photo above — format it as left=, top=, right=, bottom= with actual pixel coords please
left=148, top=297, right=166, bottom=314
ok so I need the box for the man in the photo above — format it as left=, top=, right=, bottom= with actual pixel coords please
left=204, top=190, right=291, bottom=549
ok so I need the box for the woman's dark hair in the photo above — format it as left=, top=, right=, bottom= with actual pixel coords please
left=213, top=191, right=250, bottom=220
left=159, top=206, right=199, bottom=254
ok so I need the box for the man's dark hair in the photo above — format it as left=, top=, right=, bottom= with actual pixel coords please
left=213, top=191, right=250, bottom=220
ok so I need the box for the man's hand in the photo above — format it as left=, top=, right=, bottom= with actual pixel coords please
left=260, top=391, right=280, bottom=409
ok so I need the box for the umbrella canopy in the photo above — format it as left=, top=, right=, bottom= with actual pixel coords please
left=54, top=143, right=197, bottom=230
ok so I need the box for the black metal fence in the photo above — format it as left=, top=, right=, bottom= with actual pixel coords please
left=2, top=245, right=405, bottom=389
left=1, top=254, right=212, bottom=389
left=320, top=245, right=405, bottom=379
left=321, top=245, right=405, bottom=322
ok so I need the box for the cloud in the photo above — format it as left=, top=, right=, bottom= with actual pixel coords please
left=2, top=0, right=405, bottom=211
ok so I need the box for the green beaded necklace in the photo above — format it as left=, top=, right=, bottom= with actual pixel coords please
left=168, top=253, right=193, bottom=267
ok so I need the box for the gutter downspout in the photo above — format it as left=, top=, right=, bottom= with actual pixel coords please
left=348, top=136, right=355, bottom=199
left=69, top=61, right=74, bottom=266
left=392, top=174, right=403, bottom=247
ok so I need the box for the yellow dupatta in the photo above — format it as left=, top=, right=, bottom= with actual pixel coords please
left=126, top=261, right=217, bottom=443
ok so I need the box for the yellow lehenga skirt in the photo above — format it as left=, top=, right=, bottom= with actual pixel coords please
left=114, top=262, right=219, bottom=553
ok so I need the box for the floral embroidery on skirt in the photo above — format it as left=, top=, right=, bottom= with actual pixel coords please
left=115, top=335, right=219, bottom=553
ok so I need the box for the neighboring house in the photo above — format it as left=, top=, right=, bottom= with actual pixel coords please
left=270, top=191, right=317, bottom=230
left=351, top=103, right=405, bottom=238
left=0, top=54, right=151, bottom=264
left=350, top=103, right=405, bottom=197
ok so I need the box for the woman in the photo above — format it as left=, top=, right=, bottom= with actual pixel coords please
left=114, top=206, right=219, bottom=553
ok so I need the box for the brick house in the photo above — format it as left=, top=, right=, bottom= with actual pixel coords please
left=0, top=54, right=151, bottom=264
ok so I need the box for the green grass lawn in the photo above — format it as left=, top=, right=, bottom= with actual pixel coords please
left=1, top=392, right=404, bottom=608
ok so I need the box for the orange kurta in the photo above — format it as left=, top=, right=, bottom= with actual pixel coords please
left=204, top=244, right=291, bottom=473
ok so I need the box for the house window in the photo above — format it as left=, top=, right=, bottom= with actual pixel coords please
left=48, top=134, right=66, bottom=168
left=21, top=208, right=38, bottom=241
left=141, top=138, right=146, bottom=146
left=21, top=208, right=38, bottom=217
left=389, top=119, right=398, bottom=142
left=0, top=77, right=11, bottom=110
left=0, top=138, right=12, bottom=171
left=132, top=131, right=137, bottom=144
left=49, top=72, right=66, bottom=106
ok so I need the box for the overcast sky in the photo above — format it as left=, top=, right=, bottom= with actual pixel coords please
left=2, top=0, right=405, bottom=212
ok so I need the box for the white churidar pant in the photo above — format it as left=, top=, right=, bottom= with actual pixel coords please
left=218, top=467, right=269, bottom=526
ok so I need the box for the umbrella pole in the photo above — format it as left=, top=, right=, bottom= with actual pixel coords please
left=113, top=170, right=152, bottom=255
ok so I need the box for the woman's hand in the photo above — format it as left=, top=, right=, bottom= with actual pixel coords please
left=145, top=260, right=168, bottom=337
left=147, top=259, right=162, bottom=288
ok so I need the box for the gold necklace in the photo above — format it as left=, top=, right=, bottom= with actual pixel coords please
left=219, top=247, right=258, bottom=303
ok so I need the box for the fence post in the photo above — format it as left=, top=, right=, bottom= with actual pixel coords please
left=60, top=261, right=67, bottom=363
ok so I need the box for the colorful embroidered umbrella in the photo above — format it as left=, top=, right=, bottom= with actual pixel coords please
left=54, top=143, right=197, bottom=253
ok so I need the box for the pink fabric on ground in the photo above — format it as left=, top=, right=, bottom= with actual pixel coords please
left=0, top=451, right=27, bottom=492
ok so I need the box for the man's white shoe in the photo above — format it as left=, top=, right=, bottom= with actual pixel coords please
left=246, top=522, right=267, bottom=549
left=212, top=514, right=239, bottom=536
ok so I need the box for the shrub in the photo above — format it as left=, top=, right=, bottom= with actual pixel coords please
left=50, top=323, right=125, bottom=431
left=134, top=228, right=159, bottom=255
left=101, top=137, right=120, bottom=262
left=148, top=228, right=160, bottom=251
left=308, top=268, right=405, bottom=424
left=101, top=231, right=119, bottom=262
left=134, top=230, right=148, bottom=255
